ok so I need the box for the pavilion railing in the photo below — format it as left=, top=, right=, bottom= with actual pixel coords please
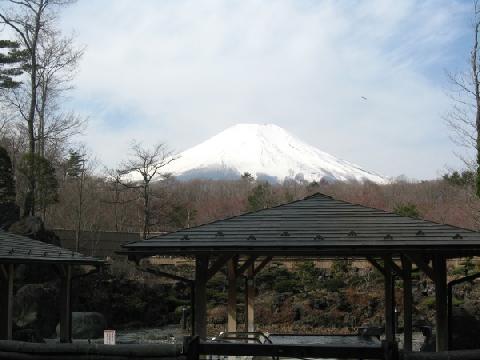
left=186, top=336, right=394, bottom=360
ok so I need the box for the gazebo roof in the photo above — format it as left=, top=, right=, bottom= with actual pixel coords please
left=122, top=193, right=480, bottom=258
left=0, top=230, right=103, bottom=264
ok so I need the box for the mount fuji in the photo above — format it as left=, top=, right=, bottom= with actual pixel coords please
left=162, top=124, right=388, bottom=184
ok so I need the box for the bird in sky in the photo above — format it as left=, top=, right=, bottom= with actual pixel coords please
left=361, top=96, right=368, bottom=100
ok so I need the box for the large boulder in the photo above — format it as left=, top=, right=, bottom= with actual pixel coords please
left=450, top=306, right=480, bottom=350
left=13, top=283, right=59, bottom=340
left=0, top=202, right=19, bottom=230
left=9, top=216, right=60, bottom=246
left=56, top=312, right=107, bottom=339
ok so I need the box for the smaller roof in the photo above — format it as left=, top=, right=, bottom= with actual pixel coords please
left=0, top=230, right=103, bottom=264
left=122, top=193, right=480, bottom=258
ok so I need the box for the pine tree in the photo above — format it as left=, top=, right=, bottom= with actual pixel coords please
left=0, top=146, right=15, bottom=203
left=247, top=182, right=275, bottom=211
left=393, top=203, right=420, bottom=218
left=0, top=39, right=27, bottom=89
left=66, top=150, right=85, bottom=178
left=65, top=150, right=86, bottom=251
left=18, top=153, right=58, bottom=217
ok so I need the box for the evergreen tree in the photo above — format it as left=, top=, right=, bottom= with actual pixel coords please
left=0, top=39, right=27, bottom=89
left=241, top=172, right=254, bottom=182
left=65, top=150, right=86, bottom=251
left=18, top=153, right=58, bottom=216
left=394, top=203, right=420, bottom=218
left=0, top=146, right=15, bottom=203
left=167, top=204, right=197, bottom=229
left=443, top=171, right=475, bottom=187
left=247, top=182, right=275, bottom=211
left=66, top=150, right=85, bottom=178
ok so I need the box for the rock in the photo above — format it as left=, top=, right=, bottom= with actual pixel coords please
left=14, top=283, right=59, bottom=340
left=419, top=326, right=435, bottom=352
left=336, top=296, right=352, bottom=312
left=208, top=306, right=227, bottom=324
left=56, top=312, right=107, bottom=339
left=9, top=216, right=60, bottom=246
left=463, top=299, right=480, bottom=319
left=450, top=307, right=480, bottom=350
left=367, top=299, right=379, bottom=317
left=358, top=326, right=383, bottom=339
left=293, top=305, right=303, bottom=321
left=311, top=298, right=328, bottom=310
left=0, top=202, right=19, bottom=230
left=272, top=294, right=287, bottom=312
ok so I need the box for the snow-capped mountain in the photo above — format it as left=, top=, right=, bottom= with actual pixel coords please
left=163, top=124, right=388, bottom=184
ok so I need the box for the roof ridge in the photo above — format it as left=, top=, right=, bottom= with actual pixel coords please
left=303, top=192, right=332, bottom=200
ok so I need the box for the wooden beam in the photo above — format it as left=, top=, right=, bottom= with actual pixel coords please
left=385, top=257, right=405, bottom=279
left=0, top=264, right=14, bottom=340
left=406, top=254, right=435, bottom=281
left=0, top=265, right=7, bottom=280
left=401, top=255, right=413, bottom=352
left=366, top=257, right=386, bottom=276
left=237, top=256, right=257, bottom=276
left=383, top=256, right=395, bottom=345
left=244, top=263, right=255, bottom=333
left=194, top=255, right=209, bottom=339
left=253, top=256, right=272, bottom=276
left=59, top=264, right=72, bottom=343
left=207, top=255, right=231, bottom=281
left=433, top=255, right=448, bottom=351
left=227, top=258, right=237, bottom=332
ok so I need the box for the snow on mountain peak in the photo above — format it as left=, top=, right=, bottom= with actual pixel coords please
left=162, top=123, right=388, bottom=184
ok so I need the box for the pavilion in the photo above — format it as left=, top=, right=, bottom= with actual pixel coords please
left=0, top=230, right=103, bottom=342
left=122, top=193, right=480, bottom=356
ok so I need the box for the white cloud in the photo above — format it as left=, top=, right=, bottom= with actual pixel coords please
left=60, top=0, right=470, bottom=179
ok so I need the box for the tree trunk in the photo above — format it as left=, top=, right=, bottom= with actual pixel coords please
left=474, top=21, right=480, bottom=197
left=143, top=182, right=149, bottom=239
left=75, top=171, right=84, bottom=252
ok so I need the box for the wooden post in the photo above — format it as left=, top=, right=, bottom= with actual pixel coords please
left=194, top=255, right=209, bottom=339
left=433, top=255, right=448, bottom=351
left=244, top=262, right=255, bottom=333
left=227, top=258, right=237, bottom=333
left=383, top=257, right=395, bottom=345
left=401, top=255, right=413, bottom=352
left=0, top=264, right=14, bottom=340
left=59, top=265, right=72, bottom=343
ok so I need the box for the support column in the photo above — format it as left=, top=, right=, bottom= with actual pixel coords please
left=0, top=264, right=14, bottom=340
left=59, top=265, right=72, bottom=343
left=401, top=256, right=413, bottom=352
left=227, top=258, right=237, bottom=333
left=383, top=257, right=395, bottom=344
left=244, top=262, right=255, bottom=333
left=194, top=255, right=209, bottom=339
left=433, top=255, right=448, bottom=352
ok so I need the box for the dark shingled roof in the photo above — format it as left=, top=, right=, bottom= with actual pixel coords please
left=0, top=230, right=103, bottom=264
left=122, top=193, right=480, bottom=257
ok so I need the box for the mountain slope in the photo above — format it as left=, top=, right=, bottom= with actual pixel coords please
left=163, top=124, right=388, bottom=184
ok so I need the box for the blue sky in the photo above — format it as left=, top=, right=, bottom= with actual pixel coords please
left=59, top=0, right=474, bottom=179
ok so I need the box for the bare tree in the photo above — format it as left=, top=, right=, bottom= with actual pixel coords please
left=35, top=29, right=85, bottom=157
left=102, top=168, right=136, bottom=232
left=445, top=0, right=480, bottom=196
left=0, top=0, right=76, bottom=214
left=118, top=142, right=177, bottom=239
